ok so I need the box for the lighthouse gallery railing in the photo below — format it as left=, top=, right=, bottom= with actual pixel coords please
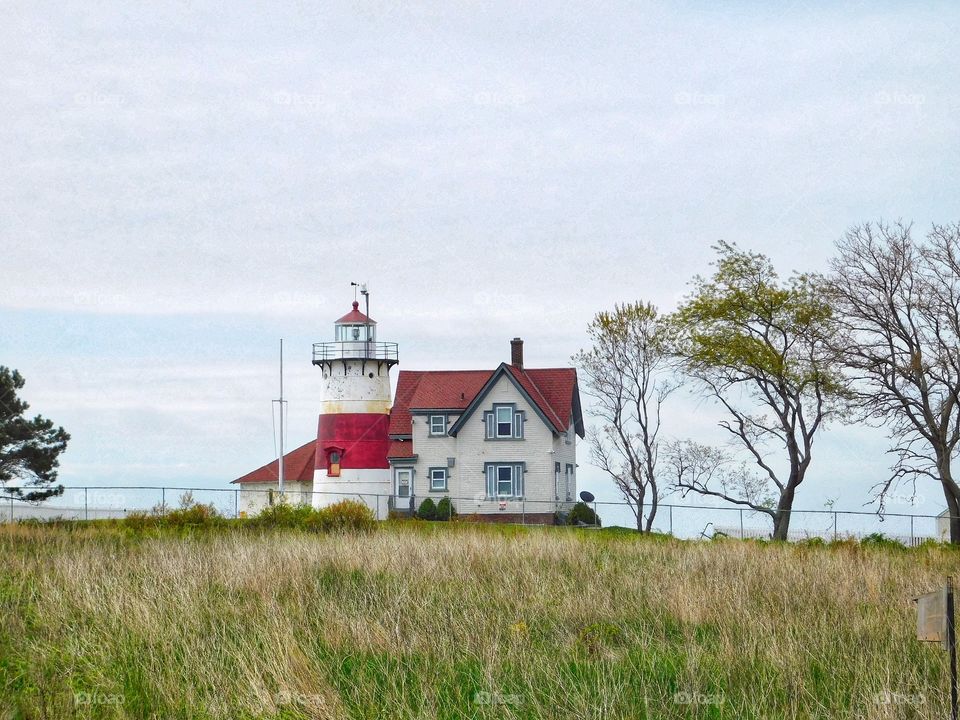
left=312, top=341, right=399, bottom=363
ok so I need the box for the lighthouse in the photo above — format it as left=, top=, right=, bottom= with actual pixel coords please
left=311, top=290, right=398, bottom=518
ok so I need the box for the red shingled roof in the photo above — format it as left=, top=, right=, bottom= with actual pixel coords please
left=523, top=368, right=580, bottom=429
left=335, top=301, right=375, bottom=325
left=387, top=439, right=415, bottom=458
left=409, top=370, right=491, bottom=411
left=389, top=364, right=582, bottom=437
left=387, top=370, right=426, bottom=436
left=232, top=440, right=316, bottom=484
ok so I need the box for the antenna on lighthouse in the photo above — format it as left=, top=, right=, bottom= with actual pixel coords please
left=350, top=281, right=371, bottom=358
left=272, top=338, right=287, bottom=496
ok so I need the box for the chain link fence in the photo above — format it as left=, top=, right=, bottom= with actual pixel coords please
left=1, top=486, right=950, bottom=544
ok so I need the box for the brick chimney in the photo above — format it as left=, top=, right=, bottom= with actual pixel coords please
left=510, top=337, right=524, bottom=369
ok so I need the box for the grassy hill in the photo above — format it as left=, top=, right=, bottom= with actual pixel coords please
left=0, top=520, right=955, bottom=719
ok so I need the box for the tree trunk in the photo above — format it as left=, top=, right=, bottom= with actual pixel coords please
left=936, top=455, right=960, bottom=545
left=772, top=487, right=796, bottom=541
left=644, top=485, right=658, bottom=534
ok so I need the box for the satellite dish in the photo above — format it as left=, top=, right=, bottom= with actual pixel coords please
left=579, top=490, right=595, bottom=503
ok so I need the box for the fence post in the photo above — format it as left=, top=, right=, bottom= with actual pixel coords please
left=162, top=487, right=166, bottom=511
left=911, top=515, right=915, bottom=547
left=739, top=508, right=744, bottom=539
left=84, top=488, right=89, bottom=521
left=234, top=489, right=239, bottom=519
left=522, top=496, right=526, bottom=525
left=8, top=496, right=12, bottom=522
left=833, top=512, right=838, bottom=542
left=669, top=505, right=673, bottom=536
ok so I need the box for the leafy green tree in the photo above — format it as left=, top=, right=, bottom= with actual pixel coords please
left=0, top=367, right=69, bottom=502
left=574, top=302, right=677, bottom=532
left=667, top=243, right=845, bottom=541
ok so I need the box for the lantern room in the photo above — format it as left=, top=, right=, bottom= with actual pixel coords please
left=313, top=300, right=398, bottom=366
left=334, top=301, right=376, bottom=342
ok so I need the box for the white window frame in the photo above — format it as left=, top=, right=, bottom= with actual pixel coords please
left=485, top=463, right=525, bottom=499
left=496, top=465, right=514, bottom=496
left=495, top=406, right=513, bottom=437
left=429, top=414, right=447, bottom=436
left=429, top=467, right=448, bottom=492
left=565, top=463, right=575, bottom=501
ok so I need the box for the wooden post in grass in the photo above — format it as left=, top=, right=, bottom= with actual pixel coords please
left=916, top=578, right=958, bottom=719
left=951, top=579, right=958, bottom=720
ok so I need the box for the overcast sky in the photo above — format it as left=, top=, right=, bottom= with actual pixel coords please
left=2, top=1, right=959, bottom=526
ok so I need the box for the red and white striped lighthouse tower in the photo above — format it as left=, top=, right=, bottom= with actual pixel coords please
left=311, top=289, right=397, bottom=518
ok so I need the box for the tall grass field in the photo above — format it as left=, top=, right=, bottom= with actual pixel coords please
left=0, top=519, right=956, bottom=719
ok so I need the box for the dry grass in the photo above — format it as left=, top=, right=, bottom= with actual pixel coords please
left=0, top=521, right=956, bottom=719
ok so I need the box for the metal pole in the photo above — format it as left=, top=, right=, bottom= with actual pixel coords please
left=833, top=511, right=837, bottom=542
left=8, top=496, right=12, bottom=522
left=593, top=500, right=598, bottom=527
left=739, top=508, right=744, bottom=539
left=235, top=489, right=239, bottom=519
left=162, top=487, right=166, bottom=511
left=948, top=577, right=958, bottom=720
left=84, top=488, right=89, bottom=521
left=278, top=338, right=285, bottom=497
left=911, top=515, right=915, bottom=547
left=522, top=496, right=525, bottom=525
left=363, top=287, right=370, bottom=361
left=669, top=504, right=673, bottom=536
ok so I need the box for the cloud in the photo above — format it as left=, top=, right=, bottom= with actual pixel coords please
left=2, top=0, right=958, bottom=509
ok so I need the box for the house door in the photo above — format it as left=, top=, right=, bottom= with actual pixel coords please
left=395, top=469, right=412, bottom=500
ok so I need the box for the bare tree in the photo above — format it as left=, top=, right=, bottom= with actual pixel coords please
left=666, top=440, right=777, bottom=523
left=574, top=302, right=677, bottom=532
left=827, top=221, right=960, bottom=542
left=667, top=243, right=845, bottom=541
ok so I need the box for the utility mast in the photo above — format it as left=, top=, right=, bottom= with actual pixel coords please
left=273, top=339, right=287, bottom=496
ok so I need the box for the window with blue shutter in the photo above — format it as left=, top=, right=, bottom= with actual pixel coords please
left=484, top=404, right=524, bottom=440
left=484, top=463, right=525, bottom=498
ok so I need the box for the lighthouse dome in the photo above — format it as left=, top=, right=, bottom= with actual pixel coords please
left=334, top=301, right=376, bottom=342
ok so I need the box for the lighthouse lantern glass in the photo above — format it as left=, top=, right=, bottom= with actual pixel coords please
left=336, top=324, right=375, bottom=342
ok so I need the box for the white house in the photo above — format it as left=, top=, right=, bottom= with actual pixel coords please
left=232, top=299, right=584, bottom=523
left=386, top=338, right=584, bottom=522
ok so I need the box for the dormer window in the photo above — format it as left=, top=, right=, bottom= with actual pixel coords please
left=483, top=404, right=524, bottom=439
left=326, top=449, right=342, bottom=477
left=429, top=414, right=447, bottom=436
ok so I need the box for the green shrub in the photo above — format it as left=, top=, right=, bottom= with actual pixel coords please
left=435, top=497, right=456, bottom=521
left=249, top=501, right=316, bottom=529
left=860, top=532, right=906, bottom=550
left=567, top=501, right=601, bottom=527
left=122, top=492, right=223, bottom=530
left=123, top=511, right=159, bottom=531
left=164, top=502, right=224, bottom=528
left=417, top=498, right=437, bottom=521
left=315, top=499, right=377, bottom=533
left=250, top=499, right=376, bottom=534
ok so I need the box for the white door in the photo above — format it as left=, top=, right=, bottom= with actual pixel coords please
left=395, top=469, right=412, bottom=500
